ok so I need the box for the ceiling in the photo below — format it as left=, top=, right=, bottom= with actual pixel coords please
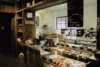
left=36, top=3, right=67, bottom=13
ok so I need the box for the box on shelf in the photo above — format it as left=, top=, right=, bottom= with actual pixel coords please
left=26, top=2, right=31, bottom=7
left=32, top=0, right=35, bottom=5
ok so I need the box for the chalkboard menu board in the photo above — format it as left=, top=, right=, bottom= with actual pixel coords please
left=68, top=0, right=83, bottom=27
left=98, top=0, right=100, bottom=17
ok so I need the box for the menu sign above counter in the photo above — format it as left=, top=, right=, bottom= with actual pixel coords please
left=68, top=0, right=83, bottom=27
left=68, top=13, right=83, bottom=27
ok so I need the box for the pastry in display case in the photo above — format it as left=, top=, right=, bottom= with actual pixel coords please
left=41, top=54, right=86, bottom=67
left=40, top=37, right=98, bottom=67
left=94, top=49, right=100, bottom=61
left=79, top=51, right=92, bottom=58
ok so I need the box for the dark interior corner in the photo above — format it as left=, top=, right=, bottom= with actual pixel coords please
left=0, top=13, right=14, bottom=55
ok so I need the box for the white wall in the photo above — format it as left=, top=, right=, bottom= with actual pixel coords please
left=84, top=0, right=97, bottom=29
left=35, top=0, right=97, bottom=38
left=36, top=8, right=67, bottom=35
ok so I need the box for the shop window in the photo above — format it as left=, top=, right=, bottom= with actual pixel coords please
left=56, top=16, right=67, bottom=34
left=56, top=16, right=76, bottom=40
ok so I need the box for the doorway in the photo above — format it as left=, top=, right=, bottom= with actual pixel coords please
left=0, top=13, right=12, bottom=55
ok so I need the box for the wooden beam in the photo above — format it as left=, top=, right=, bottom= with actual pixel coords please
left=33, top=0, right=67, bottom=10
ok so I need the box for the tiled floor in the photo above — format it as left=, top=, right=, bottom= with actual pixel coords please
left=0, top=54, right=33, bottom=67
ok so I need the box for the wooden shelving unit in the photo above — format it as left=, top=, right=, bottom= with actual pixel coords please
left=0, top=0, right=67, bottom=58
left=15, top=0, right=46, bottom=43
left=14, top=0, right=67, bottom=58
left=15, top=0, right=46, bottom=12
left=16, top=11, right=24, bottom=41
left=23, top=1, right=46, bottom=11
left=15, top=0, right=42, bottom=56
left=15, top=0, right=66, bottom=12
left=0, top=10, right=15, bottom=14
left=16, top=17, right=23, bottom=20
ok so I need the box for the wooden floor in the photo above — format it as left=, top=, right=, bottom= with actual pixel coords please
left=0, top=54, right=34, bottom=67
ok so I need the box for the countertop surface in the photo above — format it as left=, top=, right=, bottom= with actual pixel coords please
left=28, top=45, right=40, bottom=51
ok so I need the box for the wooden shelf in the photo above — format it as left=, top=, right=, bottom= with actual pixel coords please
left=16, top=9, right=23, bottom=13
left=23, top=1, right=46, bottom=11
left=15, top=1, right=46, bottom=12
left=17, top=31, right=23, bottom=33
left=17, top=31, right=23, bottom=35
left=17, top=17, right=23, bottom=20
left=0, top=10, right=15, bottom=14
left=19, top=0, right=66, bottom=11
left=18, top=24, right=24, bottom=26
left=16, top=0, right=66, bottom=12
left=33, top=0, right=67, bottom=10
